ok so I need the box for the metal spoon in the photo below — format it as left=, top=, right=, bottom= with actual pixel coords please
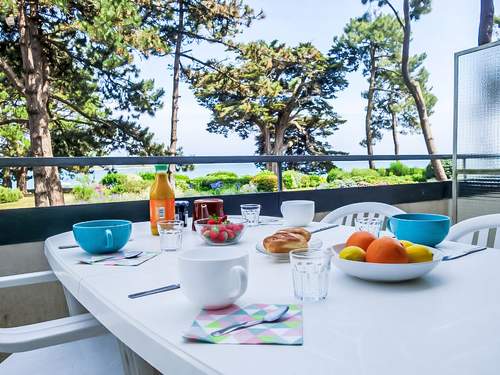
left=210, top=305, right=289, bottom=337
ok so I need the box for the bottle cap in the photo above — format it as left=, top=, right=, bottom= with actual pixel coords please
left=175, top=201, right=189, bottom=207
left=155, top=164, right=167, bottom=172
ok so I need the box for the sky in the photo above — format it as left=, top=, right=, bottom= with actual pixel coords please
left=134, top=0, right=498, bottom=158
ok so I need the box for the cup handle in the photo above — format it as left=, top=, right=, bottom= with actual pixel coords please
left=387, top=218, right=393, bottom=233
left=229, top=265, right=248, bottom=300
left=280, top=204, right=287, bottom=217
left=105, top=229, right=113, bottom=249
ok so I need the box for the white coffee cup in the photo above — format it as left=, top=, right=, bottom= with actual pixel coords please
left=280, top=200, right=315, bottom=227
left=178, top=248, right=248, bottom=310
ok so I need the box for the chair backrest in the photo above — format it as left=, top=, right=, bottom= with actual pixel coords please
left=446, top=214, right=500, bottom=248
left=320, top=202, right=405, bottom=229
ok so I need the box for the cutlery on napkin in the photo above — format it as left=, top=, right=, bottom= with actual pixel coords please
left=211, top=305, right=289, bottom=336
left=184, top=304, right=303, bottom=345
left=79, top=251, right=143, bottom=265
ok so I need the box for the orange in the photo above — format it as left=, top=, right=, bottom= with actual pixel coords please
left=366, top=237, right=409, bottom=264
left=346, top=231, right=377, bottom=251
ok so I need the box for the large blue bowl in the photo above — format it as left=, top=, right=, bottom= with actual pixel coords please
left=73, top=220, right=132, bottom=254
left=387, top=213, right=450, bottom=246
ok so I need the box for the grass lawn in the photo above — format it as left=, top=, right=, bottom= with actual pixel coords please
left=0, top=193, right=76, bottom=210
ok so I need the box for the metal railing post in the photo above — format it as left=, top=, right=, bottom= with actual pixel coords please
left=277, top=162, right=283, bottom=192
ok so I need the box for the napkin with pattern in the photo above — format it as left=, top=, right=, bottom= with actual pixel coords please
left=184, top=303, right=303, bottom=345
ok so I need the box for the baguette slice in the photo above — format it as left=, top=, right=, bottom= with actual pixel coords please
left=263, top=232, right=308, bottom=253
left=276, top=227, right=311, bottom=241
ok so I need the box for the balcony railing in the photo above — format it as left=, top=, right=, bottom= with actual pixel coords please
left=0, top=153, right=460, bottom=246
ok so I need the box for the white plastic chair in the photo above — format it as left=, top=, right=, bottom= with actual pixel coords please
left=0, top=270, right=123, bottom=375
left=320, top=202, right=405, bottom=229
left=446, top=214, right=500, bottom=248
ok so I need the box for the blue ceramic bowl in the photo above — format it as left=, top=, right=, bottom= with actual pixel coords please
left=73, top=220, right=132, bottom=254
left=387, top=213, right=450, bottom=246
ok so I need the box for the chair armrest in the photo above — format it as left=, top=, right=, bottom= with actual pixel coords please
left=0, top=271, right=58, bottom=289
left=0, top=313, right=107, bottom=353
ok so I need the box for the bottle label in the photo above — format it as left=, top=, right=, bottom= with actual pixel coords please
left=150, top=199, right=175, bottom=225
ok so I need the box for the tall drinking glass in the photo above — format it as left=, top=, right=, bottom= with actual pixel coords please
left=240, top=204, right=261, bottom=226
left=355, top=217, right=383, bottom=237
left=157, top=220, right=183, bottom=251
left=290, top=249, right=332, bottom=302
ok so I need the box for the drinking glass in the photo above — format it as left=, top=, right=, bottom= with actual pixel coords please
left=355, top=217, right=383, bottom=237
left=240, top=204, right=261, bottom=226
left=157, top=220, right=183, bottom=251
left=290, top=249, right=332, bottom=302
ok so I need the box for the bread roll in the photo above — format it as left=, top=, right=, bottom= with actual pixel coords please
left=263, top=232, right=308, bottom=253
left=276, top=227, right=311, bottom=241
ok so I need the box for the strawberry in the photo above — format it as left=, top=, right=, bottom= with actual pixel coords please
left=207, top=219, right=217, bottom=225
left=217, top=231, right=228, bottom=242
left=209, top=230, right=219, bottom=241
left=226, top=229, right=235, bottom=240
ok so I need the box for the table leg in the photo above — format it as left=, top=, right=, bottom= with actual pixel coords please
left=62, top=286, right=88, bottom=316
left=117, top=340, right=162, bottom=375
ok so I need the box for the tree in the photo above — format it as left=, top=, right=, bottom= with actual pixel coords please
left=479, top=0, right=495, bottom=45
left=0, top=0, right=169, bottom=206
left=187, top=40, right=349, bottom=174
left=371, top=54, right=437, bottom=156
left=362, top=0, right=447, bottom=180
left=333, top=14, right=403, bottom=169
left=162, top=0, right=262, bottom=176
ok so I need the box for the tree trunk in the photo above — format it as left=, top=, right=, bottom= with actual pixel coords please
left=15, top=167, right=28, bottom=194
left=19, top=0, right=64, bottom=206
left=168, top=0, right=185, bottom=183
left=390, top=110, right=400, bottom=157
left=479, top=0, right=495, bottom=45
left=260, top=125, right=274, bottom=172
left=2, top=168, right=12, bottom=188
left=365, top=46, right=377, bottom=169
left=401, top=0, right=447, bottom=181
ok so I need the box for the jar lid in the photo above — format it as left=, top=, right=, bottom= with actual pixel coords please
left=155, top=164, right=167, bottom=171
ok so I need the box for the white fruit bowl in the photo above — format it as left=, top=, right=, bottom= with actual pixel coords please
left=329, top=243, right=443, bottom=282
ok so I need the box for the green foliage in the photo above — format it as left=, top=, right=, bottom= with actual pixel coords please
left=139, top=172, right=155, bottom=181
left=251, top=171, right=278, bottom=192
left=283, top=170, right=303, bottom=190
left=101, top=173, right=128, bottom=187
left=0, top=186, right=23, bottom=203
left=350, top=168, right=379, bottom=177
left=426, top=160, right=453, bottom=179
left=109, top=178, right=149, bottom=195
left=190, top=171, right=250, bottom=191
left=387, top=161, right=411, bottom=176
left=0, top=0, right=168, bottom=168
left=327, top=168, right=348, bottom=182
left=283, top=170, right=325, bottom=189
left=188, top=39, right=350, bottom=173
left=175, top=174, right=190, bottom=182
left=72, top=185, right=97, bottom=201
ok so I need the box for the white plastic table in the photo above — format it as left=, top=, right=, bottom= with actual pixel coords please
left=45, top=220, right=500, bottom=375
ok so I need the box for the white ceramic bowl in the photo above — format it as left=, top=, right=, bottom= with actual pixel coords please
left=330, top=243, right=443, bottom=282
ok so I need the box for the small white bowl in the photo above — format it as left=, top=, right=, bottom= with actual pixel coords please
left=330, top=243, right=443, bottom=282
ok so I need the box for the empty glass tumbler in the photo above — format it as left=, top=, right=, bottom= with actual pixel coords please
left=157, top=220, right=183, bottom=251
left=290, top=249, right=332, bottom=302
left=355, top=217, right=383, bottom=237
left=240, top=204, right=261, bottom=226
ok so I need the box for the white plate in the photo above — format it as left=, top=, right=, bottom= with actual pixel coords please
left=256, top=238, right=323, bottom=262
left=330, top=243, right=443, bottom=282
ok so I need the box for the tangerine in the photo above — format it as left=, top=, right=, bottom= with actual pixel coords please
left=366, top=236, right=409, bottom=264
left=346, top=231, right=377, bottom=250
